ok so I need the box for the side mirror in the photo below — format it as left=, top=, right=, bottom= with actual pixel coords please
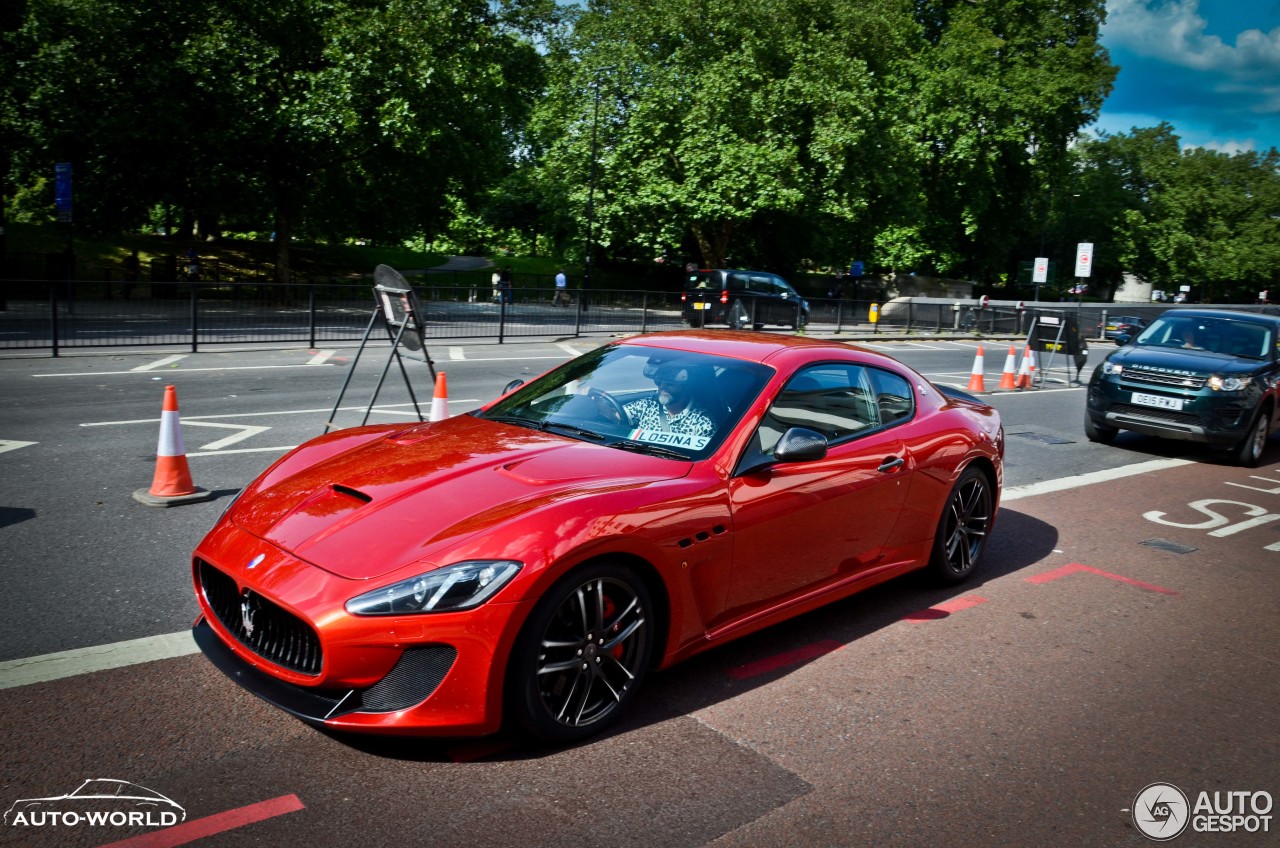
left=773, top=427, right=828, bottom=464
left=502, top=379, right=525, bottom=394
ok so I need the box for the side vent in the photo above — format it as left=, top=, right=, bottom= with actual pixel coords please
left=677, top=525, right=728, bottom=548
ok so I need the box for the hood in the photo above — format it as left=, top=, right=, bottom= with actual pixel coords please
left=1110, top=344, right=1261, bottom=376
left=231, top=416, right=690, bottom=580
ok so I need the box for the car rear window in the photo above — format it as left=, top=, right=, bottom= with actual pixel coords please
left=684, top=272, right=722, bottom=292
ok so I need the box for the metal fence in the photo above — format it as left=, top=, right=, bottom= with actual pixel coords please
left=2, top=275, right=1275, bottom=355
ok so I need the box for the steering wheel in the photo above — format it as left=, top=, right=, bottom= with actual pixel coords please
left=588, top=387, right=629, bottom=427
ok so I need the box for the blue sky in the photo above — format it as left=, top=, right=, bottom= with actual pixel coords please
left=1095, top=0, right=1280, bottom=153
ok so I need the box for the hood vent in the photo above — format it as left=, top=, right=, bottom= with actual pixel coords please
left=331, top=484, right=372, bottom=503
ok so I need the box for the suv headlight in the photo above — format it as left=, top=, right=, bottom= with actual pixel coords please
left=346, top=560, right=522, bottom=615
left=1102, top=361, right=1123, bottom=376
left=1207, top=375, right=1251, bottom=392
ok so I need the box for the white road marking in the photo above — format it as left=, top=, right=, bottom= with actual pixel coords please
left=0, top=631, right=198, bottom=690
left=0, top=454, right=1201, bottom=690
left=183, top=421, right=272, bottom=451
left=306, top=350, right=337, bottom=365
left=1002, top=458, right=1194, bottom=501
left=449, top=346, right=466, bottom=360
left=0, top=440, right=37, bottom=455
left=130, top=354, right=189, bottom=372
left=556, top=343, right=583, bottom=357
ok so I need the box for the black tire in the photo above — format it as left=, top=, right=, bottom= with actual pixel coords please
left=1230, top=409, right=1270, bottom=468
left=1083, top=412, right=1119, bottom=444
left=508, top=562, right=653, bottom=743
left=928, top=466, right=993, bottom=585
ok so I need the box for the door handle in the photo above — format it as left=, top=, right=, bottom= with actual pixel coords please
left=877, top=456, right=905, bottom=473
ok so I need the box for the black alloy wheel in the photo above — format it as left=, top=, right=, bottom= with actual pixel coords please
left=1231, top=409, right=1270, bottom=468
left=509, top=563, right=653, bottom=742
left=929, top=466, right=993, bottom=585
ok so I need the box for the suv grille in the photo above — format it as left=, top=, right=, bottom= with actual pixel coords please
left=198, top=559, right=323, bottom=675
left=1123, top=367, right=1206, bottom=390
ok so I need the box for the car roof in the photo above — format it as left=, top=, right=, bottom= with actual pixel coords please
left=1161, top=309, right=1280, bottom=326
left=614, top=330, right=904, bottom=369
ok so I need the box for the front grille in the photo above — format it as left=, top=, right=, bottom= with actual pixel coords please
left=198, top=559, right=323, bottom=675
left=1107, top=403, right=1202, bottom=428
left=359, top=646, right=457, bottom=712
left=1123, top=368, right=1206, bottom=390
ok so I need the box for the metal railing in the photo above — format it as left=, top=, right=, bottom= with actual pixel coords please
left=2, top=276, right=1275, bottom=355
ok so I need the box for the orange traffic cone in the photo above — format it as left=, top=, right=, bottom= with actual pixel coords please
left=998, top=345, right=1018, bottom=390
left=966, top=346, right=986, bottom=392
left=1015, top=346, right=1033, bottom=389
left=133, top=385, right=212, bottom=507
left=429, top=372, right=449, bottom=422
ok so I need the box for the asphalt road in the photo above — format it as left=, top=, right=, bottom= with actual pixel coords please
left=0, top=336, right=1276, bottom=847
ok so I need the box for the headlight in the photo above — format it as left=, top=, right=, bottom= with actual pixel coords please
left=346, top=560, right=522, bottom=616
left=1208, top=375, right=1251, bottom=392
left=1102, top=361, right=1123, bottom=376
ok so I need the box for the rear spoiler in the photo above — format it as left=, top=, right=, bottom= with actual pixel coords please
left=934, top=383, right=984, bottom=405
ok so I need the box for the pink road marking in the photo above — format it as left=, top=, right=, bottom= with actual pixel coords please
left=729, top=640, right=844, bottom=680
left=902, top=595, right=989, bottom=623
left=1026, top=563, right=1178, bottom=595
left=97, top=794, right=304, bottom=848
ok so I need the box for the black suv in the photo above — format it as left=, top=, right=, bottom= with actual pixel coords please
left=681, top=269, right=809, bottom=330
left=1085, top=309, right=1280, bottom=466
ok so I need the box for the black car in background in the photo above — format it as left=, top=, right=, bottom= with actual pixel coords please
left=681, top=269, right=809, bottom=330
left=1085, top=309, right=1280, bottom=466
left=1097, top=315, right=1149, bottom=341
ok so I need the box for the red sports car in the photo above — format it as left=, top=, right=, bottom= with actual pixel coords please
left=192, top=331, right=1003, bottom=741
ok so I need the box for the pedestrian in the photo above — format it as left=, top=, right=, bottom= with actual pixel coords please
left=554, top=269, right=569, bottom=306
left=185, top=248, right=200, bottom=282
left=121, top=249, right=140, bottom=300
left=491, top=269, right=502, bottom=303
left=498, top=267, right=514, bottom=305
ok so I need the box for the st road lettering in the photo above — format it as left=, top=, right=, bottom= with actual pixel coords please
left=1144, top=474, right=1280, bottom=552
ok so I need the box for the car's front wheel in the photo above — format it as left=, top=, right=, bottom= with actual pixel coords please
left=1231, top=408, right=1270, bottom=467
left=928, top=466, right=993, bottom=585
left=508, top=562, right=653, bottom=743
left=1083, top=412, right=1119, bottom=444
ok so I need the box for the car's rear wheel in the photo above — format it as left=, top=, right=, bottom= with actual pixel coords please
left=928, top=466, right=993, bottom=585
left=1083, top=412, right=1119, bottom=444
left=508, top=562, right=653, bottom=743
left=1231, top=409, right=1270, bottom=467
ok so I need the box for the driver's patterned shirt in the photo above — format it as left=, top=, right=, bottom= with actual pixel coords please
left=623, top=398, right=715, bottom=437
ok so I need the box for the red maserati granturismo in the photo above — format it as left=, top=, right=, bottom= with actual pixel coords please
left=192, top=331, right=1003, bottom=741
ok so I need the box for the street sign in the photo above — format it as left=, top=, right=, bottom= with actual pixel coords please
left=850, top=261, right=864, bottom=278
left=1033, top=257, right=1049, bottom=284
left=55, top=163, right=73, bottom=223
left=1074, top=242, right=1093, bottom=277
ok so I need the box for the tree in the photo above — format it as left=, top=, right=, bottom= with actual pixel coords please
left=8, top=0, right=550, bottom=281
left=531, top=0, right=915, bottom=270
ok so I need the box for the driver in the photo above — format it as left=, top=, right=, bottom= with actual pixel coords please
left=622, top=363, right=716, bottom=438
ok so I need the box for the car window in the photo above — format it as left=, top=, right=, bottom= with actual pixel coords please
left=749, top=363, right=914, bottom=457
left=1135, top=316, right=1274, bottom=358
left=479, top=344, right=773, bottom=460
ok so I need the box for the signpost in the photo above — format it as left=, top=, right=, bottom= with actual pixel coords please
left=1032, top=256, right=1049, bottom=302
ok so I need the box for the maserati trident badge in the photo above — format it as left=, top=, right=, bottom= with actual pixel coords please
left=240, top=591, right=256, bottom=637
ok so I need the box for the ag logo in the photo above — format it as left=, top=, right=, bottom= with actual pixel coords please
left=1133, top=783, right=1190, bottom=841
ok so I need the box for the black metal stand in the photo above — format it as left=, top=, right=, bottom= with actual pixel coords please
left=324, top=270, right=437, bottom=433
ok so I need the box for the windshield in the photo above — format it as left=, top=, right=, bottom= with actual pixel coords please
left=477, top=344, right=773, bottom=460
left=1132, top=315, right=1273, bottom=359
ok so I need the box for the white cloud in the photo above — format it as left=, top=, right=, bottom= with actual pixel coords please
left=1104, top=0, right=1280, bottom=78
